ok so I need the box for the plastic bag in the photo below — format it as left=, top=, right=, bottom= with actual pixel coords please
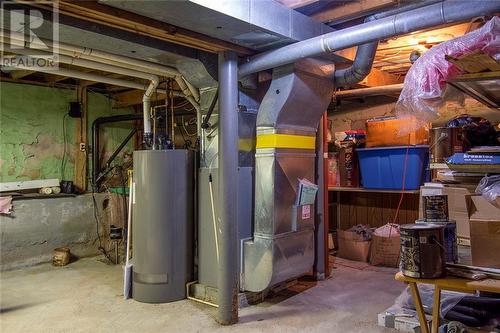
left=387, top=285, right=465, bottom=318
left=476, top=174, right=500, bottom=208
left=396, top=16, right=500, bottom=130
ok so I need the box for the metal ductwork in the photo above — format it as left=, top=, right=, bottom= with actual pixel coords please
left=334, top=0, right=444, bottom=87
left=239, top=0, right=500, bottom=77
left=242, top=60, right=333, bottom=292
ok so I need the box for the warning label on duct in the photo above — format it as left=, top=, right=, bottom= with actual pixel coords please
left=302, top=205, right=311, bottom=219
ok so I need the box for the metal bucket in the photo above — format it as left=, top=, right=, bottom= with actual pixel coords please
left=416, top=219, right=457, bottom=263
left=423, top=195, right=449, bottom=222
left=429, top=127, right=466, bottom=163
left=400, top=224, right=445, bottom=279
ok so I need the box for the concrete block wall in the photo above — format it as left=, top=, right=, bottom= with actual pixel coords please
left=1, top=194, right=104, bottom=270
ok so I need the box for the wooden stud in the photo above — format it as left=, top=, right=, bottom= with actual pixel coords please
left=74, top=85, right=88, bottom=192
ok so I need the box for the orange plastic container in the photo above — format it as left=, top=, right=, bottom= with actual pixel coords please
left=366, top=116, right=429, bottom=148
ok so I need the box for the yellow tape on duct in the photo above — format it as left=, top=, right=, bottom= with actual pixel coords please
left=256, top=134, right=316, bottom=149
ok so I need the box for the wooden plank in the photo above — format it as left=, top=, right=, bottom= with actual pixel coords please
left=312, top=0, right=396, bottom=23
left=395, top=272, right=500, bottom=294
left=445, top=50, right=500, bottom=74
left=359, top=68, right=404, bottom=87
left=452, top=70, right=500, bottom=82
left=354, top=193, right=368, bottom=226
left=0, top=179, right=60, bottom=192
left=112, top=89, right=167, bottom=108
left=9, top=69, right=35, bottom=79
left=328, top=187, right=419, bottom=194
left=73, top=86, right=88, bottom=192
left=51, top=1, right=252, bottom=55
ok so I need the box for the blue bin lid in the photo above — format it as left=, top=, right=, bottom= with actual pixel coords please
left=356, top=145, right=429, bottom=152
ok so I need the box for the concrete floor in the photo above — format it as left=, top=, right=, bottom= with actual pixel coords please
left=1, top=256, right=404, bottom=333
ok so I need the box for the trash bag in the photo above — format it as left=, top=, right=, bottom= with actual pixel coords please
left=446, top=115, right=499, bottom=146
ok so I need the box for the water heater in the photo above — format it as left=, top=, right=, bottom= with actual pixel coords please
left=132, top=150, right=193, bottom=303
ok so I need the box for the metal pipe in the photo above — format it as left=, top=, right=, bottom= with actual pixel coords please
left=201, top=88, right=219, bottom=129
left=334, top=42, right=378, bottom=87
left=335, top=83, right=404, bottom=98
left=239, top=0, right=500, bottom=77
left=217, top=51, right=239, bottom=325
left=104, top=128, right=137, bottom=170
left=91, top=114, right=142, bottom=187
left=334, top=0, right=443, bottom=87
left=2, top=31, right=200, bottom=107
left=3, top=45, right=159, bottom=140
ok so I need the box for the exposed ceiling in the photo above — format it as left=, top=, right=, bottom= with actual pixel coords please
left=0, top=0, right=489, bottom=99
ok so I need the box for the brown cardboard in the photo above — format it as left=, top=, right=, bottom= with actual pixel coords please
left=419, top=186, right=472, bottom=239
left=370, top=234, right=400, bottom=267
left=467, top=195, right=500, bottom=268
left=337, top=229, right=371, bottom=262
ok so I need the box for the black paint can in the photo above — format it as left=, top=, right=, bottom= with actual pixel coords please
left=416, top=219, right=457, bottom=263
left=400, top=223, right=445, bottom=279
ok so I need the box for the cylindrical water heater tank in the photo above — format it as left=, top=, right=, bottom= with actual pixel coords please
left=132, top=150, right=193, bottom=303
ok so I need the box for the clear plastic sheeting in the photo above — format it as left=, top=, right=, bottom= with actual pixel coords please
left=476, top=174, right=500, bottom=208
left=388, top=285, right=465, bottom=318
left=396, top=16, right=500, bottom=130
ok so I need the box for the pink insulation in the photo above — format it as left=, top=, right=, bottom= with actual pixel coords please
left=395, top=16, right=500, bottom=127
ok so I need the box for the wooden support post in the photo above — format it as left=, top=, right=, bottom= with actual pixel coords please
left=74, top=85, right=88, bottom=192
left=408, top=282, right=430, bottom=333
left=432, top=287, right=441, bottom=333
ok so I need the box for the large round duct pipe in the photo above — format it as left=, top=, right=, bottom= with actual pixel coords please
left=239, top=0, right=500, bottom=77
left=333, top=0, right=443, bottom=87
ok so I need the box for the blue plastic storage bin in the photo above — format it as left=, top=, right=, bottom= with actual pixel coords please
left=357, top=145, right=429, bottom=190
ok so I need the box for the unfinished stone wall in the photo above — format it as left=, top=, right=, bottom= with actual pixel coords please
left=328, top=96, right=500, bottom=134
left=0, top=82, right=135, bottom=183
left=0, top=83, right=134, bottom=269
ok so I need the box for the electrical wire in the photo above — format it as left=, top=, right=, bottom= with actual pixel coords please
left=392, top=145, right=411, bottom=225
left=60, top=113, right=69, bottom=180
left=91, top=189, right=113, bottom=262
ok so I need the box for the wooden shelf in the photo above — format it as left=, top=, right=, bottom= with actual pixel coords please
left=328, top=186, right=420, bottom=194
left=430, top=163, right=449, bottom=170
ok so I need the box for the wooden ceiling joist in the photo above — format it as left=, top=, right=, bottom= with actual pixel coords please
left=9, top=69, right=35, bottom=79
left=49, top=1, right=252, bottom=56
left=311, top=0, right=397, bottom=23
left=112, top=90, right=167, bottom=108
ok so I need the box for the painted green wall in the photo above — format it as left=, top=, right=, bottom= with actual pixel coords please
left=0, top=82, right=134, bottom=183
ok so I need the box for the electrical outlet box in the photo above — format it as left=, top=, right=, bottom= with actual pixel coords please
left=80, top=143, right=86, bottom=152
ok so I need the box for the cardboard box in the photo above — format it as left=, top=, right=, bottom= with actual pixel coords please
left=337, top=229, right=371, bottom=262
left=370, top=234, right=400, bottom=267
left=419, top=185, right=472, bottom=239
left=467, top=194, right=500, bottom=268
left=366, top=116, right=429, bottom=148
